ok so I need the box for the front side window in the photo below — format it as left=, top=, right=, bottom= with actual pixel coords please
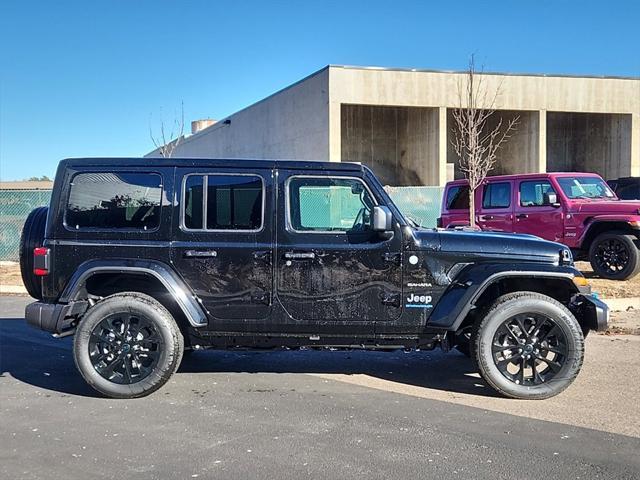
left=520, top=180, right=556, bottom=207
left=288, top=177, right=375, bottom=232
left=556, top=176, right=616, bottom=200
left=66, top=172, right=162, bottom=230
left=183, top=174, right=263, bottom=231
left=482, top=182, right=511, bottom=209
left=446, top=185, right=470, bottom=210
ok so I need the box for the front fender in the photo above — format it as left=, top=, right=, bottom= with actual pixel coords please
left=60, top=258, right=207, bottom=327
left=428, top=262, right=580, bottom=331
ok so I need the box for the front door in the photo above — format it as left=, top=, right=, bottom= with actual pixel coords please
left=170, top=168, right=274, bottom=331
left=275, top=171, right=403, bottom=334
left=513, top=178, right=564, bottom=243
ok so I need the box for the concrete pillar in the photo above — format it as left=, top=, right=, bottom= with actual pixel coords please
left=329, top=102, right=342, bottom=162
left=538, top=110, right=547, bottom=173
left=437, top=106, right=448, bottom=185
left=632, top=113, right=640, bottom=176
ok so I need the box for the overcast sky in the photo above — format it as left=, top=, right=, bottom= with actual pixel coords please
left=1, top=0, right=638, bottom=180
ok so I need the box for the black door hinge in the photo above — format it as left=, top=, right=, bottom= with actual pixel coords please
left=383, top=252, right=401, bottom=265
left=251, top=291, right=271, bottom=305
left=381, top=292, right=401, bottom=307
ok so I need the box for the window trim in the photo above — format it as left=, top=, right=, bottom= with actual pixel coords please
left=481, top=182, right=511, bottom=210
left=285, top=174, right=378, bottom=235
left=63, top=171, right=164, bottom=233
left=179, top=172, right=265, bottom=233
left=519, top=180, right=557, bottom=208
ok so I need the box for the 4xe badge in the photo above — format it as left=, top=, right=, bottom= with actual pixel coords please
left=406, top=293, right=433, bottom=309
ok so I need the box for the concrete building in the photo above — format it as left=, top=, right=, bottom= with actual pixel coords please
left=147, top=65, right=640, bottom=186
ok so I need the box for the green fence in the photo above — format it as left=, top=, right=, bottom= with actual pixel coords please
left=0, top=186, right=444, bottom=261
left=386, top=186, right=444, bottom=228
left=0, top=190, right=52, bottom=261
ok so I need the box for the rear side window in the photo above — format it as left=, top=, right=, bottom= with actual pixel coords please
left=520, top=180, right=556, bottom=207
left=482, top=182, right=511, bottom=209
left=66, top=172, right=162, bottom=230
left=183, top=174, right=263, bottom=231
left=616, top=183, right=640, bottom=200
left=446, top=185, right=470, bottom=210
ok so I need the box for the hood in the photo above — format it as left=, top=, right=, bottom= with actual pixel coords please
left=571, top=199, right=640, bottom=215
left=411, top=228, right=566, bottom=263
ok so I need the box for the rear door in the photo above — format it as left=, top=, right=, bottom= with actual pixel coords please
left=477, top=181, right=514, bottom=231
left=170, top=168, right=274, bottom=331
left=513, top=178, right=564, bottom=242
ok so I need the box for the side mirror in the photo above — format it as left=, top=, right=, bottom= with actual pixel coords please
left=544, top=192, right=559, bottom=207
left=372, top=205, right=392, bottom=232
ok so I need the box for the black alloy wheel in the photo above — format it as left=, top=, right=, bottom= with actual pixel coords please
left=89, top=313, right=163, bottom=385
left=492, top=313, right=568, bottom=386
left=593, top=237, right=630, bottom=275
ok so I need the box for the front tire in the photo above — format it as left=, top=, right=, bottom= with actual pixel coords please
left=73, top=292, right=183, bottom=399
left=474, top=292, right=584, bottom=400
left=588, top=232, right=640, bottom=281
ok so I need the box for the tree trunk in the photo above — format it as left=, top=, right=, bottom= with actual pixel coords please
left=469, top=188, right=476, bottom=229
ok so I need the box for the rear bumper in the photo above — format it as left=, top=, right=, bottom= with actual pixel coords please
left=572, top=294, right=609, bottom=332
left=25, top=300, right=87, bottom=334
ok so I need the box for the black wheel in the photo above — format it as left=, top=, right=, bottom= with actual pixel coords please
left=474, top=292, right=584, bottom=400
left=19, top=207, right=48, bottom=299
left=589, top=232, right=640, bottom=281
left=73, top=292, right=183, bottom=399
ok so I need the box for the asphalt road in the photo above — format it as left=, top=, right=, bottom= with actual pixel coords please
left=1, top=296, right=639, bottom=479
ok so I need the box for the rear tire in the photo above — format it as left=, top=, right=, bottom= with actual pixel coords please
left=474, top=292, right=584, bottom=400
left=588, top=232, right=640, bottom=281
left=19, top=207, right=48, bottom=299
left=73, top=292, right=183, bottom=399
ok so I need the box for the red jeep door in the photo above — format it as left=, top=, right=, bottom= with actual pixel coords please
left=513, top=178, right=564, bottom=243
left=477, top=181, right=514, bottom=231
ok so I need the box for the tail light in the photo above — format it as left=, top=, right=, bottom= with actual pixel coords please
left=33, top=247, right=50, bottom=276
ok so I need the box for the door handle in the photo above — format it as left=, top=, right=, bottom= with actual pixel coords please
left=516, top=214, right=529, bottom=219
left=183, top=250, right=217, bottom=258
left=481, top=215, right=494, bottom=221
left=284, top=251, right=315, bottom=260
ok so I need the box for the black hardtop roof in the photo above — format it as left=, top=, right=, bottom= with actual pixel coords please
left=61, top=157, right=364, bottom=172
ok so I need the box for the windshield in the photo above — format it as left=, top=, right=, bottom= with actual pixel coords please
left=556, top=176, right=617, bottom=200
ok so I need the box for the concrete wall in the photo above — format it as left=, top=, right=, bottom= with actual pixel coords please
left=329, top=66, right=640, bottom=179
left=148, top=68, right=330, bottom=161
left=340, top=104, right=444, bottom=185
left=547, top=112, right=633, bottom=179
left=446, top=109, right=539, bottom=178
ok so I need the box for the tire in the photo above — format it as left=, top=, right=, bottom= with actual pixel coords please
left=73, top=292, right=184, bottom=399
left=473, top=292, right=584, bottom=400
left=588, top=232, right=640, bottom=281
left=19, top=206, right=48, bottom=299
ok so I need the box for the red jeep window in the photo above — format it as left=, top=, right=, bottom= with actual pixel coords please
left=482, top=182, right=511, bottom=209
left=446, top=185, right=470, bottom=210
left=520, top=181, right=556, bottom=207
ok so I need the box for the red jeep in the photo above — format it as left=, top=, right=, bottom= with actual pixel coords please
left=440, top=172, right=640, bottom=280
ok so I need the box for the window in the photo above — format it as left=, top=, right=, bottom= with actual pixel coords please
left=65, top=172, right=162, bottom=230
left=482, top=182, right=511, bottom=209
left=288, top=177, right=375, bottom=232
left=519, top=180, right=556, bottom=207
left=183, top=174, right=263, bottom=231
left=556, top=176, right=616, bottom=200
left=446, top=185, right=470, bottom=210
left=616, top=183, right=640, bottom=200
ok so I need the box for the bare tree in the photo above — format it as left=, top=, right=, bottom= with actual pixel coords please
left=149, top=101, right=185, bottom=158
left=451, top=56, right=519, bottom=228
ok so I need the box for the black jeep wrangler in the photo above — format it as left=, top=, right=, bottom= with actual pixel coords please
left=22, top=158, right=608, bottom=400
